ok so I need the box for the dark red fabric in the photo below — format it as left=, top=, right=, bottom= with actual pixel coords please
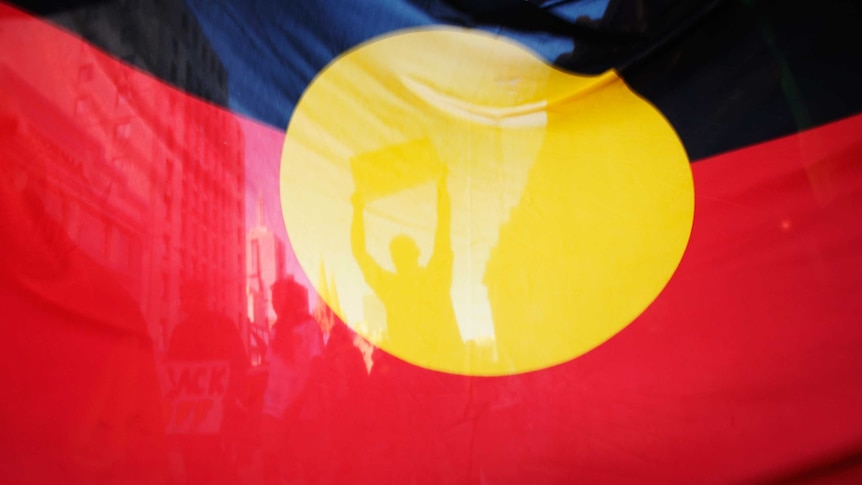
left=1, top=3, right=862, bottom=483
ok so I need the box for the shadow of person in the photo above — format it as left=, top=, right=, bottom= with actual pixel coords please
left=351, top=171, right=465, bottom=369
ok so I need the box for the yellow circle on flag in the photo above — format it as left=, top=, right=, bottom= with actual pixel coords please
left=281, top=28, right=693, bottom=376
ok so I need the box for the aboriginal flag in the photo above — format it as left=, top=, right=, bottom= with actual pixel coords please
left=1, top=1, right=862, bottom=484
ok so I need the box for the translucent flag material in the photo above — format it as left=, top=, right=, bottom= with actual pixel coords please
left=2, top=1, right=862, bottom=484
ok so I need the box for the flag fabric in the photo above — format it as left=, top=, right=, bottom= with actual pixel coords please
left=1, top=1, right=862, bottom=484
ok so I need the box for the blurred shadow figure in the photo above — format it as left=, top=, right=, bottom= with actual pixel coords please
left=261, top=278, right=322, bottom=485
left=169, top=282, right=247, bottom=368
left=351, top=170, right=464, bottom=367
left=166, top=281, right=247, bottom=485
left=301, top=305, right=369, bottom=483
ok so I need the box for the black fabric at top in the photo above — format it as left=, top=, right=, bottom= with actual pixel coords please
left=7, top=0, right=862, bottom=161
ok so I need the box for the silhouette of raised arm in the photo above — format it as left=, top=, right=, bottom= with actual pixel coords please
left=428, top=171, right=453, bottom=280
left=351, top=192, right=389, bottom=293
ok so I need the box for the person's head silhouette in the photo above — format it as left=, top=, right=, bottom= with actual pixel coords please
left=271, top=277, right=308, bottom=323
left=390, top=235, right=420, bottom=273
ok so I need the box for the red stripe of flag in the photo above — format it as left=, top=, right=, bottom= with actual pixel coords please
left=1, top=2, right=862, bottom=483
